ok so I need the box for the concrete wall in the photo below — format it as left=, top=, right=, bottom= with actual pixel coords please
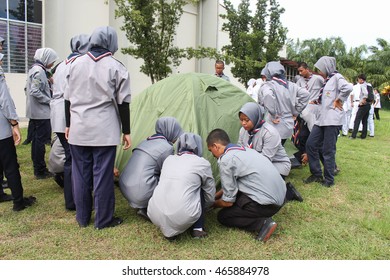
left=5, top=73, right=27, bottom=118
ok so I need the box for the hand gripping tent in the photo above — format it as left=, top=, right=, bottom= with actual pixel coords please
left=115, top=72, right=254, bottom=182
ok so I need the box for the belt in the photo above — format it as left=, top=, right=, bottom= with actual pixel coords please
left=354, top=100, right=360, bottom=102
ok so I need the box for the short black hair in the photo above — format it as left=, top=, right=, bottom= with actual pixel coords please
left=206, top=128, right=230, bottom=146
left=297, top=62, right=309, bottom=69
left=215, top=60, right=225, bottom=66
left=358, top=74, right=366, bottom=81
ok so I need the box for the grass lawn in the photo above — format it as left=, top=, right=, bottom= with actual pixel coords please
left=0, top=111, right=389, bottom=260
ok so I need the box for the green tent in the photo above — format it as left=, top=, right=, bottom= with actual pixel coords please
left=115, top=72, right=254, bottom=181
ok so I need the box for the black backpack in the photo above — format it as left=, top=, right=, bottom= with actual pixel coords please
left=366, top=84, right=375, bottom=103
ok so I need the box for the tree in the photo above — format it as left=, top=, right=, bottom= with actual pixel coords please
left=287, top=37, right=347, bottom=70
left=114, top=0, right=198, bottom=84
left=366, top=38, right=390, bottom=88
left=220, top=0, right=287, bottom=85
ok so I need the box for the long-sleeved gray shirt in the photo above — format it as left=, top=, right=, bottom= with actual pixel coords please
left=0, top=75, right=19, bottom=140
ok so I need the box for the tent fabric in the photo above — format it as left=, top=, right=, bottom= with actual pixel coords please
left=115, top=72, right=254, bottom=182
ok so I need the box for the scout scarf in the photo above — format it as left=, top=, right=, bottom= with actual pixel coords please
left=65, top=53, right=81, bottom=65
left=247, top=120, right=265, bottom=148
left=316, top=71, right=338, bottom=104
left=147, top=133, right=168, bottom=142
left=220, top=144, right=245, bottom=160
left=272, top=75, right=288, bottom=89
left=177, top=150, right=196, bottom=156
left=88, top=47, right=112, bottom=62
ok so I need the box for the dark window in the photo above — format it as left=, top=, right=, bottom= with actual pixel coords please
left=0, top=0, right=42, bottom=73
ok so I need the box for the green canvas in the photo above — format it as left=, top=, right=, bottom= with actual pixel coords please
left=115, top=72, right=254, bottom=182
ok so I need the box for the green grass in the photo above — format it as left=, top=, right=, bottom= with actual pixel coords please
left=1, top=111, right=389, bottom=260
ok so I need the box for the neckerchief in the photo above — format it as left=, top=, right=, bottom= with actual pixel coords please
left=220, top=144, right=245, bottom=159
left=177, top=150, right=196, bottom=156
left=87, top=47, right=112, bottom=62
left=304, top=74, right=313, bottom=90
left=317, top=71, right=338, bottom=104
left=272, top=76, right=288, bottom=89
left=65, top=53, right=81, bottom=65
left=247, top=120, right=265, bottom=148
left=147, top=133, right=167, bottom=142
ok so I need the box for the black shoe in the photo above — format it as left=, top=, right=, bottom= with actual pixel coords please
left=286, top=182, right=303, bottom=202
left=165, top=235, right=178, bottom=242
left=256, top=218, right=277, bottom=242
left=22, top=139, right=31, bottom=145
left=290, top=157, right=302, bottom=169
left=321, top=181, right=334, bottom=188
left=303, top=175, right=324, bottom=184
left=0, top=193, right=14, bottom=202
left=35, top=170, right=54, bottom=180
left=54, top=173, right=64, bottom=188
left=191, top=229, right=208, bottom=239
left=2, top=180, right=9, bottom=189
left=13, top=196, right=37, bottom=211
left=95, top=217, right=123, bottom=230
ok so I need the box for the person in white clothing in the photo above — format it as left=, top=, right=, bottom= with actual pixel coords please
left=373, top=88, right=381, bottom=120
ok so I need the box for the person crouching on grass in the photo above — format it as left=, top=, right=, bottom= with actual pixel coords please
left=147, top=133, right=215, bottom=241
left=207, top=128, right=286, bottom=242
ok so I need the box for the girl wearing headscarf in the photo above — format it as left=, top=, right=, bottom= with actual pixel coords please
left=51, top=34, right=89, bottom=210
left=238, top=102, right=302, bottom=202
left=304, top=56, right=353, bottom=187
left=260, top=61, right=310, bottom=145
left=64, top=26, right=131, bottom=229
left=26, top=47, right=58, bottom=179
left=147, top=133, right=215, bottom=240
left=119, top=117, right=183, bottom=218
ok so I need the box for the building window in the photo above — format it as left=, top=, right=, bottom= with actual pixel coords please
left=0, top=0, right=42, bottom=73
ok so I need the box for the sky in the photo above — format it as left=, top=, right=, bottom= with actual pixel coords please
left=230, top=0, right=389, bottom=50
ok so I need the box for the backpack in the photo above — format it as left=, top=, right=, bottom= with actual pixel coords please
left=366, top=84, right=375, bottom=104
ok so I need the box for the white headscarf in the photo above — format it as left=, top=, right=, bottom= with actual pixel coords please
left=34, top=48, right=58, bottom=67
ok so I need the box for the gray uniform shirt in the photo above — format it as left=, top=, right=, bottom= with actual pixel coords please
left=0, top=75, right=19, bottom=140
left=261, top=81, right=309, bottom=139
left=64, top=54, right=131, bottom=146
left=51, top=60, right=71, bottom=133
left=297, top=74, right=325, bottom=131
left=147, top=154, right=215, bottom=237
left=313, top=57, right=353, bottom=126
left=25, top=64, right=51, bottom=120
left=119, top=138, right=174, bottom=209
left=238, top=123, right=291, bottom=176
left=218, top=146, right=286, bottom=206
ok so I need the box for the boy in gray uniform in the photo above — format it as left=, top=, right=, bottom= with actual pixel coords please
left=26, top=48, right=58, bottom=179
left=119, top=117, right=183, bottom=218
left=51, top=34, right=89, bottom=210
left=260, top=61, right=309, bottom=145
left=238, top=102, right=302, bottom=202
left=64, top=26, right=131, bottom=229
left=148, top=133, right=215, bottom=240
left=305, top=56, right=353, bottom=187
left=207, top=129, right=286, bottom=242
left=0, top=56, right=37, bottom=210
